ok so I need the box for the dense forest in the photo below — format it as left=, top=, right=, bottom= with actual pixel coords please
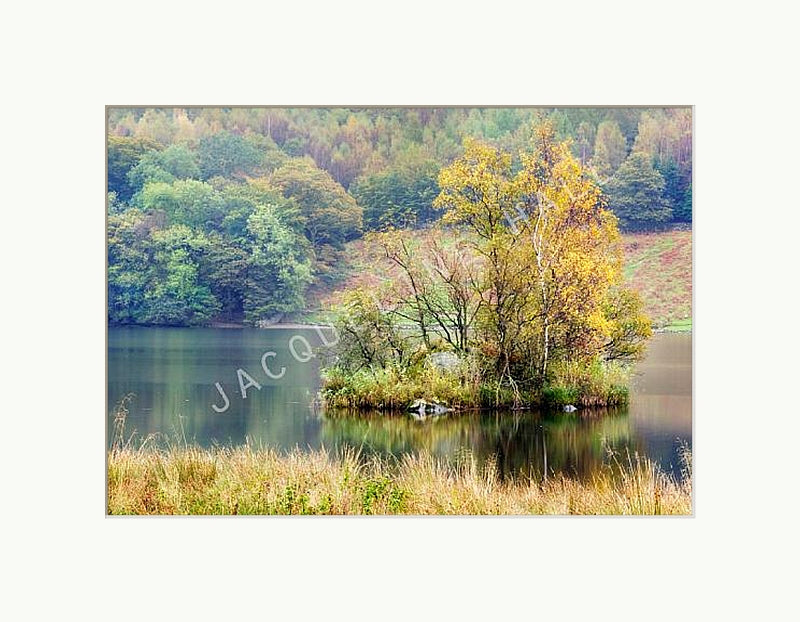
left=107, top=107, right=692, bottom=326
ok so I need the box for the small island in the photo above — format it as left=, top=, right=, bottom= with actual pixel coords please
left=320, top=123, right=651, bottom=413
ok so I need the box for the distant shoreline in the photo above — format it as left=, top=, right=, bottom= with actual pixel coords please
left=210, top=321, right=334, bottom=330
left=108, top=321, right=335, bottom=330
left=113, top=321, right=692, bottom=333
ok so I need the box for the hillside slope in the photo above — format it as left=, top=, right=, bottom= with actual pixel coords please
left=303, top=229, right=692, bottom=331
left=623, top=230, right=692, bottom=329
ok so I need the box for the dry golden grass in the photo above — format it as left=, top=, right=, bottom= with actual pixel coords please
left=107, top=445, right=692, bottom=516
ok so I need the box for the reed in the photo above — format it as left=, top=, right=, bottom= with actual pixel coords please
left=108, top=443, right=691, bottom=515
left=542, top=359, right=632, bottom=407
left=323, top=356, right=634, bottom=411
left=322, top=363, right=483, bottom=410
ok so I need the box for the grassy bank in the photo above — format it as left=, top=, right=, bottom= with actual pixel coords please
left=623, top=230, right=692, bottom=328
left=108, top=445, right=691, bottom=515
left=322, top=365, right=483, bottom=410
left=322, top=358, right=632, bottom=411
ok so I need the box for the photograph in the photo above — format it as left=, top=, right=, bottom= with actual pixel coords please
left=10, top=1, right=800, bottom=617
left=106, top=106, right=693, bottom=515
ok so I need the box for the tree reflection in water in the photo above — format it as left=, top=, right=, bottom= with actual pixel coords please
left=319, top=406, right=639, bottom=482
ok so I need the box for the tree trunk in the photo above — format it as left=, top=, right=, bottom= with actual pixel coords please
left=533, top=191, right=550, bottom=380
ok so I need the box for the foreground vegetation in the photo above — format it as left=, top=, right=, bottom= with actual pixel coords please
left=107, top=445, right=691, bottom=515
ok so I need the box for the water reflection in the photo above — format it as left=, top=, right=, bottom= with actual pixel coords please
left=108, top=329, right=691, bottom=482
left=319, top=407, right=639, bottom=482
left=108, top=326, right=326, bottom=449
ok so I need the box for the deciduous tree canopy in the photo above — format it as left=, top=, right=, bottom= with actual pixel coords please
left=108, top=107, right=691, bottom=327
left=325, top=122, right=652, bottom=408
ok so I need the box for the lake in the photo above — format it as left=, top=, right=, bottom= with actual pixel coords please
left=107, top=327, right=692, bottom=481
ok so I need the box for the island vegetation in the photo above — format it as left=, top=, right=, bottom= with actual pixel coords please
left=321, top=124, right=651, bottom=410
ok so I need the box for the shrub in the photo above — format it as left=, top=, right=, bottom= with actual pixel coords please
left=543, top=359, right=631, bottom=407
left=322, top=359, right=481, bottom=410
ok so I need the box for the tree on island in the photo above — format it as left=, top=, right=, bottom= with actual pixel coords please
left=324, top=122, right=651, bottom=408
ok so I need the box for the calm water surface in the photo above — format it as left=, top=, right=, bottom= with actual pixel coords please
left=108, top=328, right=692, bottom=481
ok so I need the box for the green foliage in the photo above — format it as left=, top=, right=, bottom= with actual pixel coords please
left=539, top=385, right=579, bottom=407
left=108, top=212, right=220, bottom=325
left=108, top=199, right=313, bottom=326
left=678, top=181, right=692, bottom=223
left=199, top=233, right=248, bottom=320
left=655, top=157, right=692, bottom=223
left=327, top=287, right=409, bottom=371
left=107, top=191, right=124, bottom=214
left=110, top=106, right=692, bottom=227
left=243, top=205, right=313, bottom=323
left=216, top=178, right=303, bottom=239
left=107, top=136, right=161, bottom=202
left=606, top=152, right=673, bottom=230
left=197, top=131, right=264, bottom=178
left=542, top=359, right=631, bottom=407
left=591, top=120, right=627, bottom=178
left=107, top=108, right=691, bottom=328
left=602, top=288, right=652, bottom=361
left=351, top=160, right=440, bottom=230
left=361, top=477, right=408, bottom=514
left=127, top=144, right=201, bottom=192
left=108, top=209, right=153, bottom=323
left=631, top=109, right=692, bottom=224
left=678, top=181, right=692, bottom=222
left=144, top=226, right=220, bottom=325
left=322, top=362, right=481, bottom=411
left=134, top=179, right=224, bottom=230
left=271, top=157, right=363, bottom=249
